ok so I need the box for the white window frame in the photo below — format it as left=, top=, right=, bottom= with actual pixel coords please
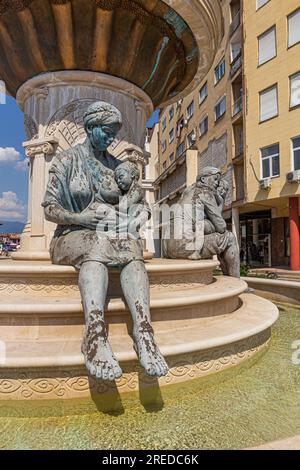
left=215, top=96, right=226, bottom=121
left=199, top=82, right=208, bottom=104
left=187, top=101, right=194, bottom=120
left=256, top=0, right=270, bottom=11
left=259, top=84, right=278, bottom=123
left=258, top=26, right=277, bottom=66
left=199, top=115, right=208, bottom=137
left=214, top=58, right=225, bottom=84
left=260, top=143, right=280, bottom=179
left=169, top=128, right=174, bottom=144
left=292, top=136, right=300, bottom=171
left=288, top=8, right=300, bottom=48
left=176, top=142, right=185, bottom=158
left=290, top=72, right=300, bottom=109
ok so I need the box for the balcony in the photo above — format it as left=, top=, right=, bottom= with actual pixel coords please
left=230, top=52, right=242, bottom=78
left=232, top=95, right=243, bottom=118
left=229, top=11, right=241, bottom=37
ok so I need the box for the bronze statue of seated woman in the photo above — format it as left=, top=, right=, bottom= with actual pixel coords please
left=42, top=101, right=168, bottom=381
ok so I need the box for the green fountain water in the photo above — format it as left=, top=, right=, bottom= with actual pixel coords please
left=0, top=304, right=299, bottom=450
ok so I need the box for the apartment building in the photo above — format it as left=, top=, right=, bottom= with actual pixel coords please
left=242, top=0, right=300, bottom=269
left=154, top=0, right=300, bottom=269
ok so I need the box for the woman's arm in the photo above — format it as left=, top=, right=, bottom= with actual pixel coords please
left=42, top=162, right=107, bottom=230
left=43, top=202, right=79, bottom=226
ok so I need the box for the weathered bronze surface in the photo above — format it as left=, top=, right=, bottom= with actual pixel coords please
left=43, top=101, right=169, bottom=380
left=163, top=167, right=241, bottom=278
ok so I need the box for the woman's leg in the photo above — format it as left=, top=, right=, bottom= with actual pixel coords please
left=120, top=260, right=168, bottom=377
left=78, top=261, right=122, bottom=380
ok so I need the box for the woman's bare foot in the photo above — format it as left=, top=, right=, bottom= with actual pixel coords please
left=133, top=324, right=169, bottom=377
left=82, top=313, right=122, bottom=381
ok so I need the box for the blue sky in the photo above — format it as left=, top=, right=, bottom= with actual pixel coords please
left=0, top=95, right=28, bottom=222
left=0, top=96, right=159, bottom=223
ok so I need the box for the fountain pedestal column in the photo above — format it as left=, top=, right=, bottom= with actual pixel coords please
left=12, top=138, right=58, bottom=261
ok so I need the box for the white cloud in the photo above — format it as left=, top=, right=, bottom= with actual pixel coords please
left=15, top=158, right=29, bottom=172
left=0, top=147, right=21, bottom=163
left=0, top=191, right=26, bottom=221
left=0, top=147, right=28, bottom=172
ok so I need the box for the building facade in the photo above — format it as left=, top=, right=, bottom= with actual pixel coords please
left=154, top=0, right=300, bottom=269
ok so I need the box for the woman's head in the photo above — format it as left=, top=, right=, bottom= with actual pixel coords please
left=84, top=101, right=122, bottom=151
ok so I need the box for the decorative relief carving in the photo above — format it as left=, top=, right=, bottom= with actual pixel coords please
left=24, top=140, right=58, bottom=158
left=127, top=150, right=149, bottom=167
left=149, top=274, right=211, bottom=290
left=0, top=274, right=212, bottom=295
left=0, top=279, right=79, bottom=295
left=0, top=330, right=270, bottom=399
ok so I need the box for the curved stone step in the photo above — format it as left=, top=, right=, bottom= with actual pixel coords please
left=0, top=259, right=219, bottom=299
left=0, top=276, right=247, bottom=316
left=0, top=294, right=278, bottom=368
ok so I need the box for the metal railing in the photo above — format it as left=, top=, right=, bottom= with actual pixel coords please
left=230, top=10, right=241, bottom=36
left=232, top=95, right=243, bottom=117
left=230, top=51, right=242, bottom=77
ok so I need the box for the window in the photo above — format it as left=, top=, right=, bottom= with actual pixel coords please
left=215, top=59, right=225, bottom=84
left=187, top=131, right=196, bottom=147
left=258, top=27, right=276, bottom=65
left=161, top=140, right=167, bottom=153
left=169, top=152, right=174, bottom=163
left=187, top=101, right=194, bottom=119
left=288, top=8, right=300, bottom=48
left=290, top=72, right=300, bottom=109
left=176, top=115, right=184, bottom=137
left=215, top=96, right=226, bottom=121
left=162, top=161, right=167, bottom=170
left=292, top=137, right=300, bottom=170
left=231, top=42, right=241, bottom=62
left=199, top=82, right=208, bottom=104
left=256, top=0, right=270, bottom=10
left=259, top=85, right=278, bottom=122
left=261, top=143, right=280, bottom=178
left=199, top=116, right=208, bottom=136
left=176, top=142, right=185, bottom=158
left=162, top=117, right=166, bottom=131
left=169, top=128, right=174, bottom=143
left=169, top=107, right=174, bottom=121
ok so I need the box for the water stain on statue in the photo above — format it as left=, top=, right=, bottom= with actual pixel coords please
left=135, top=300, right=145, bottom=319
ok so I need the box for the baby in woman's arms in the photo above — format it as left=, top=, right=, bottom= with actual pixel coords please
left=93, top=160, right=149, bottom=237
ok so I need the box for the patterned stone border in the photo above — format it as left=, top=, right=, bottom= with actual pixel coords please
left=0, top=329, right=270, bottom=400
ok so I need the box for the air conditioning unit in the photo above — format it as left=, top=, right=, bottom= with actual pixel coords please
left=260, top=178, right=272, bottom=190
left=178, top=99, right=183, bottom=106
left=183, top=119, right=188, bottom=126
left=286, top=170, right=300, bottom=183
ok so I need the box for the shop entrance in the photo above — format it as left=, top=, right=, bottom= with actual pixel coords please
left=240, top=211, right=272, bottom=267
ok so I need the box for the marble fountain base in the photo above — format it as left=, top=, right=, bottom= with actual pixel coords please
left=0, top=259, right=278, bottom=401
